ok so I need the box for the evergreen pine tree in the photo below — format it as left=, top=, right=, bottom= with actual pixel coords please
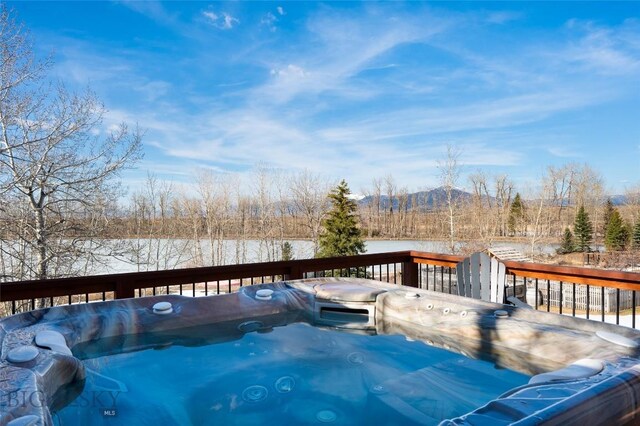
left=633, top=219, right=640, bottom=250
left=573, top=205, right=593, bottom=252
left=603, top=198, right=615, bottom=236
left=559, top=227, right=575, bottom=254
left=507, top=193, right=525, bottom=236
left=605, top=209, right=630, bottom=251
left=281, top=242, right=294, bottom=261
left=317, top=180, right=366, bottom=258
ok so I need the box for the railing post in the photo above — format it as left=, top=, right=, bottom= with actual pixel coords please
left=115, top=278, right=135, bottom=299
left=402, top=260, right=419, bottom=288
left=286, top=264, right=304, bottom=281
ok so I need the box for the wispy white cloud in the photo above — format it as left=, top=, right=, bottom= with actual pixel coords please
left=270, top=64, right=307, bottom=78
left=559, top=19, right=640, bottom=75
left=546, top=146, right=580, bottom=159
left=260, top=12, right=278, bottom=32
left=128, top=97, right=533, bottom=191
left=202, top=10, right=239, bottom=30
left=251, top=7, right=450, bottom=104
left=317, top=89, right=609, bottom=143
left=118, top=0, right=174, bottom=24
left=52, top=41, right=133, bottom=85
left=134, top=80, right=172, bottom=102
left=261, top=6, right=286, bottom=32
left=202, top=11, right=217, bottom=22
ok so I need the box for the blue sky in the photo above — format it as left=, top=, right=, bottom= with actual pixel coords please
left=9, top=1, right=640, bottom=195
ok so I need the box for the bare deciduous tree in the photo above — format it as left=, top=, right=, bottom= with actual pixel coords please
left=438, top=145, right=462, bottom=253
left=468, top=170, right=491, bottom=242
left=252, top=165, right=279, bottom=262
left=127, top=175, right=190, bottom=272
left=493, top=175, right=513, bottom=237
left=196, top=170, right=234, bottom=266
left=384, top=174, right=396, bottom=236
left=528, top=175, right=553, bottom=256
left=0, top=6, right=142, bottom=281
left=289, top=170, right=329, bottom=255
left=180, top=194, right=204, bottom=267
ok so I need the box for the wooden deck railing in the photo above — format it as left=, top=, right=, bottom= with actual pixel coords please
left=2, top=250, right=640, bottom=327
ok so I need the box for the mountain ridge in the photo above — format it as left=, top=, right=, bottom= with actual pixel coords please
left=357, top=187, right=629, bottom=211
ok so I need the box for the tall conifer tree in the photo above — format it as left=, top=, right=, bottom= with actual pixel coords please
left=281, top=242, right=294, bottom=261
left=605, top=209, right=630, bottom=251
left=633, top=219, right=640, bottom=250
left=317, top=180, right=366, bottom=258
left=559, top=228, right=575, bottom=254
left=507, top=193, right=525, bottom=236
left=602, top=198, right=615, bottom=236
left=573, top=205, right=593, bottom=252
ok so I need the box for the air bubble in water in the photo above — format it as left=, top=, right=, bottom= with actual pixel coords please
left=275, top=376, right=295, bottom=393
left=242, top=385, right=268, bottom=402
left=347, top=352, right=364, bottom=365
left=371, top=384, right=386, bottom=394
left=316, top=410, right=337, bottom=423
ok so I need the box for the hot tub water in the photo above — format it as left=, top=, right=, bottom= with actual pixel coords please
left=53, top=322, right=529, bottom=425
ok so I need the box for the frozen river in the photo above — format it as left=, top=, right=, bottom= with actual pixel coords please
left=102, top=238, right=559, bottom=274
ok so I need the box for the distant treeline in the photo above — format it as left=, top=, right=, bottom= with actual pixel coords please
left=106, top=164, right=640, bottom=258
left=2, top=162, right=640, bottom=282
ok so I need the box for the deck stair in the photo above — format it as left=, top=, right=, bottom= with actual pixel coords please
left=487, top=247, right=531, bottom=263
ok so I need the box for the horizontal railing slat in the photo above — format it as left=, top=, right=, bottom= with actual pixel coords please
left=503, top=260, right=640, bottom=290
left=409, top=251, right=463, bottom=267
left=0, top=251, right=414, bottom=302
left=0, top=280, right=118, bottom=300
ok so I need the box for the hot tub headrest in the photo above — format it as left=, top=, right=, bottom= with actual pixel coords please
left=286, top=278, right=395, bottom=303
left=314, top=282, right=388, bottom=302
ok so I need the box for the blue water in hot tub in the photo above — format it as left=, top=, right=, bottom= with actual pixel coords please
left=52, top=322, right=529, bottom=425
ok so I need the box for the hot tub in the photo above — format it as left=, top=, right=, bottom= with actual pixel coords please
left=1, top=278, right=640, bottom=425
